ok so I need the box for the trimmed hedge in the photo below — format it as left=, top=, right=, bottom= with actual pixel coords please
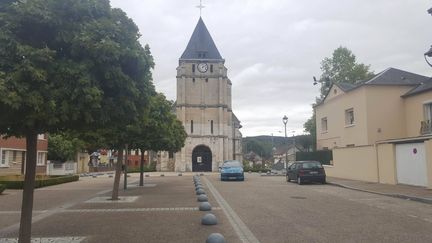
left=0, top=184, right=5, bottom=194
left=296, top=150, right=333, bottom=165
left=0, top=175, right=79, bottom=189
left=127, top=167, right=157, bottom=173
left=245, top=168, right=271, bottom=173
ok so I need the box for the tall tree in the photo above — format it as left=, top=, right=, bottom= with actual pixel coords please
left=304, top=46, right=374, bottom=149
left=129, top=93, right=187, bottom=186
left=0, top=1, right=154, bottom=241
left=318, top=46, right=375, bottom=98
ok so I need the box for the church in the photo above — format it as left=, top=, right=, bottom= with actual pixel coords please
left=159, top=17, right=243, bottom=172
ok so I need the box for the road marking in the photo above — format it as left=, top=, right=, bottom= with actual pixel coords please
left=0, top=187, right=114, bottom=237
left=203, top=177, right=260, bottom=243
left=349, top=198, right=382, bottom=201
left=423, top=218, right=432, bottom=223
left=0, top=207, right=222, bottom=215
left=0, top=237, right=86, bottom=242
left=408, top=214, right=418, bottom=218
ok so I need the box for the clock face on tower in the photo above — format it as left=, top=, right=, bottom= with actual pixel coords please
left=197, top=63, right=208, bottom=73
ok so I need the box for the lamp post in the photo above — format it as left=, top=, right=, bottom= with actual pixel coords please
left=282, top=115, right=288, bottom=168
left=425, top=46, right=432, bottom=68
left=292, top=131, right=296, bottom=161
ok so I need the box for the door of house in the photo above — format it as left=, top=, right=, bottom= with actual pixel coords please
left=396, top=143, right=427, bottom=187
left=192, top=145, right=212, bottom=172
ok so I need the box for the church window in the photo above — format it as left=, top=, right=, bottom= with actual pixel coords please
left=211, top=120, right=214, bottom=134
left=210, top=65, right=213, bottom=73
left=191, top=120, right=194, bottom=133
left=192, top=64, right=195, bottom=72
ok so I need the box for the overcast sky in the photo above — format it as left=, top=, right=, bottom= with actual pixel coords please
left=110, top=0, right=432, bottom=137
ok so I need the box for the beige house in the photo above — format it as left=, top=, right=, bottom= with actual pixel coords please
left=158, top=17, right=242, bottom=172
left=315, top=68, right=432, bottom=188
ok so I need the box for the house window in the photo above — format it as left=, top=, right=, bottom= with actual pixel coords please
left=424, top=103, right=432, bottom=121
left=321, top=117, right=328, bottom=132
left=205, top=78, right=208, bottom=82
left=192, top=64, right=195, bottom=73
left=37, top=134, right=46, bottom=140
left=1, top=150, right=8, bottom=167
left=192, top=78, right=195, bottom=83
left=37, top=152, right=46, bottom=166
left=191, top=120, right=194, bottom=134
left=169, top=151, right=174, bottom=159
left=211, top=120, right=214, bottom=134
left=345, top=108, right=355, bottom=126
left=210, top=65, right=213, bottom=73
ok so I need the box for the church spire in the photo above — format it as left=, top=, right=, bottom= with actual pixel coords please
left=180, top=17, right=223, bottom=60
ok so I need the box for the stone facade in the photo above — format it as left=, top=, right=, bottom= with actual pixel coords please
left=161, top=17, right=242, bottom=172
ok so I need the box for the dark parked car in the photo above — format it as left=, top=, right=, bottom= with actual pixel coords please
left=286, top=161, right=326, bottom=185
left=220, top=160, right=244, bottom=181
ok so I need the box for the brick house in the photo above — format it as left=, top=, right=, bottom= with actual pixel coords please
left=0, top=135, right=48, bottom=175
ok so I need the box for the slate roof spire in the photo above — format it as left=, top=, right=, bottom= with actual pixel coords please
left=180, top=17, right=223, bottom=60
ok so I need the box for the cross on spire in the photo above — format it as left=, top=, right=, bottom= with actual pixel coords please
left=196, top=0, right=205, bottom=16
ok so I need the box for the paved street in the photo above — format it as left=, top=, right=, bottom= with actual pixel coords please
left=1, top=173, right=432, bottom=242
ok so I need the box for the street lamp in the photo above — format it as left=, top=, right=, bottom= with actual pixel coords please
left=292, top=131, right=296, bottom=161
left=424, top=46, right=432, bottom=68
left=282, top=115, right=288, bottom=167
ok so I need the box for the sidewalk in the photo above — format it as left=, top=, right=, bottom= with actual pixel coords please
left=327, top=177, right=432, bottom=204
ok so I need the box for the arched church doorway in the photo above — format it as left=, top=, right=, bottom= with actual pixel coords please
left=192, top=145, right=212, bottom=172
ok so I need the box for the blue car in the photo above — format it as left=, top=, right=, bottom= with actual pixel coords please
left=220, top=160, right=244, bottom=181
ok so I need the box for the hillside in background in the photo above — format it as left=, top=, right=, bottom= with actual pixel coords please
left=242, top=135, right=314, bottom=160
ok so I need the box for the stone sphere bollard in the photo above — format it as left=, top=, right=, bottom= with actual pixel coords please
left=196, top=188, right=206, bottom=195
left=206, top=233, right=226, bottom=243
left=199, top=202, right=212, bottom=211
left=201, top=213, right=218, bottom=225
left=197, top=194, right=208, bottom=202
left=196, top=185, right=204, bottom=190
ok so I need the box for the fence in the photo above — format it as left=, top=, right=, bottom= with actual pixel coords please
left=295, top=150, right=333, bottom=165
left=47, top=161, right=77, bottom=175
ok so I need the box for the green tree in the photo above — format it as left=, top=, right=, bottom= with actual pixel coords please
left=0, top=1, right=154, bottom=241
left=47, top=133, right=85, bottom=162
left=303, top=112, right=316, bottom=151
left=129, top=94, right=187, bottom=186
left=304, top=47, right=374, bottom=149
left=318, top=46, right=375, bottom=98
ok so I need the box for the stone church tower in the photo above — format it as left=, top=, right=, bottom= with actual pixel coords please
left=173, top=17, right=242, bottom=172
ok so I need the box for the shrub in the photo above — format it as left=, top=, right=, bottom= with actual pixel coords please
left=127, top=166, right=156, bottom=173
left=0, top=184, right=5, bottom=194
left=0, top=175, right=79, bottom=189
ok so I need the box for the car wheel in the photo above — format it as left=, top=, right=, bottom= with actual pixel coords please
left=297, top=177, right=302, bottom=185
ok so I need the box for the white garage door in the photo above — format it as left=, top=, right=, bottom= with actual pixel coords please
left=396, top=143, right=427, bottom=187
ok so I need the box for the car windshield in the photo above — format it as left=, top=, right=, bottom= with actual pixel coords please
left=223, top=161, right=242, bottom=168
left=301, top=162, right=323, bottom=169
